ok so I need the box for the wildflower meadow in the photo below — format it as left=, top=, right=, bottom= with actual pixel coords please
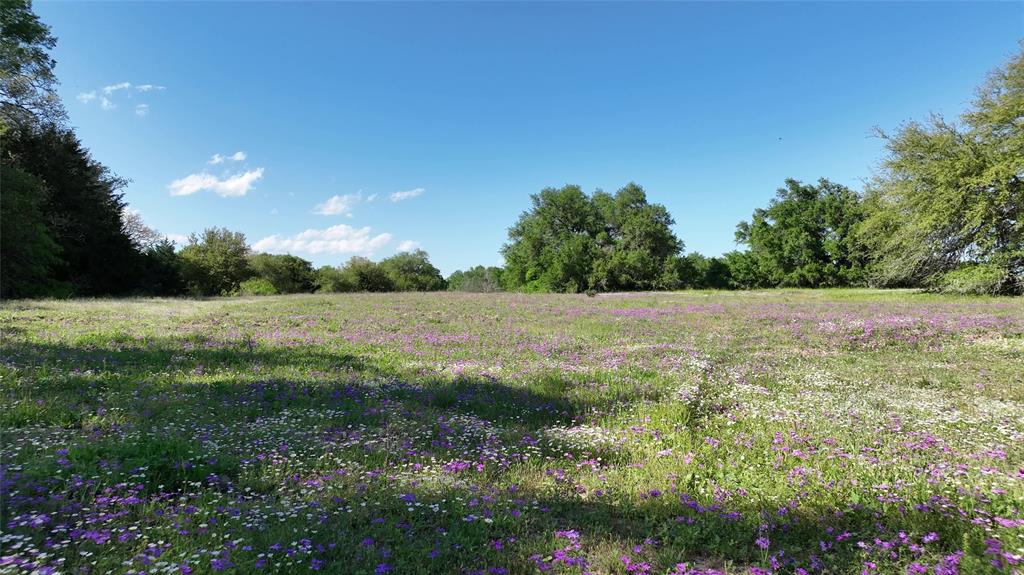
left=1, top=290, right=1022, bottom=574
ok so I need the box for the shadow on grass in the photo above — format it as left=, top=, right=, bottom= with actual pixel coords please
left=0, top=337, right=626, bottom=432
left=0, top=337, right=974, bottom=574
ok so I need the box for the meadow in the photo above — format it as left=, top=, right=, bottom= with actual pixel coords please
left=1, top=290, right=1022, bottom=575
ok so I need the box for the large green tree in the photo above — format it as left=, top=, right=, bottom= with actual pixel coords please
left=338, top=257, right=395, bottom=292
left=2, top=2, right=161, bottom=298
left=502, top=183, right=682, bottom=292
left=590, top=183, right=683, bottom=291
left=860, top=46, right=1024, bottom=294
left=379, top=249, right=446, bottom=291
left=734, top=178, right=866, bottom=288
left=179, top=228, right=252, bottom=296
left=0, top=0, right=64, bottom=128
left=448, top=266, right=504, bottom=292
left=502, top=185, right=601, bottom=292
left=137, top=239, right=185, bottom=296
left=0, top=158, right=64, bottom=297
left=248, top=253, right=316, bottom=294
left=4, top=126, right=144, bottom=295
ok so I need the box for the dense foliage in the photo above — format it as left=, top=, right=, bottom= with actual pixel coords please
left=0, top=1, right=172, bottom=298
left=176, top=233, right=449, bottom=296
left=502, top=183, right=686, bottom=292
left=447, top=265, right=505, bottom=292
left=0, top=158, right=63, bottom=298
left=179, top=228, right=253, bottom=296
left=859, top=47, right=1023, bottom=294
left=664, top=252, right=732, bottom=290
left=731, top=178, right=867, bottom=288
left=3, top=126, right=147, bottom=296
left=379, top=249, right=447, bottom=291
left=0, top=0, right=64, bottom=127
left=248, top=253, right=316, bottom=294
left=316, top=250, right=446, bottom=293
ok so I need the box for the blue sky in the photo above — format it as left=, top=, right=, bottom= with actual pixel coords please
left=38, top=1, right=1022, bottom=275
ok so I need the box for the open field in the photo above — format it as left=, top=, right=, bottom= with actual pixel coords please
left=1, top=290, right=1022, bottom=574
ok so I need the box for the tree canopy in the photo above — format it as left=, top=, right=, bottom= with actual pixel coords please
left=0, top=0, right=64, bottom=127
left=4, top=126, right=145, bottom=295
left=0, top=157, right=63, bottom=298
left=179, top=228, right=252, bottom=296
left=448, top=266, right=505, bottom=292
left=734, top=178, right=867, bottom=288
left=248, top=253, right=316, bottom=294
left=379, top=249, right=446, bottom=291
left=502, top=183, right=684, bottom=293
left=859, top=46, right=1023, bottom=294
left=315, top=251, right=447, bottom=293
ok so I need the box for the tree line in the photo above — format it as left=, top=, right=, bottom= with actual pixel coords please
left=462, top=42, right=1024, bottom=296
left=176, top=229, right=445, bottom=296
left=1, top=2, right=1021, bottom=297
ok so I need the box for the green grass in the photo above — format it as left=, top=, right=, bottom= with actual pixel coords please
left=1, top=290, right=1022, bottom=574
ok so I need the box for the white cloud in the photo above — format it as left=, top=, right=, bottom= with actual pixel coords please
left=396, top=240, right=421, bottom=252
left=103, top=82, right=132, bottom=94
left=390, top=187, right=424, bottom=202
left=166, top=233, right=189, bottom=246
left=78, top=82, right=165, bottom=114
left=366, top=193, right=378, bottom=203
left=168, top=168, right=264, bottom=197
left=313, top=192, right=364, bottom=217
left=253, top=225, right=392, bottom=256
left=208, top=151, right=247, bottom=165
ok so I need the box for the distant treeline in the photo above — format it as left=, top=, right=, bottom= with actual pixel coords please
left=1, top=2, right=1021, bottom=297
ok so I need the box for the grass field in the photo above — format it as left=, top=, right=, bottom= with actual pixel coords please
left=1, top=290, right=1022, bottom=574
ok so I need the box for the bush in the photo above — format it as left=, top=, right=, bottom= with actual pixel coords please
left=934, top=264, right=1006, bottom=295
left=333, top=257, right=395, bottom=292
left=723, top=250, right=763, bottom=289
left=379, top=249, right=446, bottom=291
left=249, top=253, right=315, bottom=294
left=316, top=266, right=354, bottom=293
left=237, top=278, right=278, bottom=296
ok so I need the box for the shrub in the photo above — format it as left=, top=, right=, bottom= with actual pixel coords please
left=237, top=277, right=278, bottom=296
left=934, top=264, right=1006, bottom=295
left=339, top=257, right=395, bottom=292
left=248, top=253, right=315, bottom=294
left=315, top=265, right=355, bottom=293
left=379, top=249, right=446, bottom=291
